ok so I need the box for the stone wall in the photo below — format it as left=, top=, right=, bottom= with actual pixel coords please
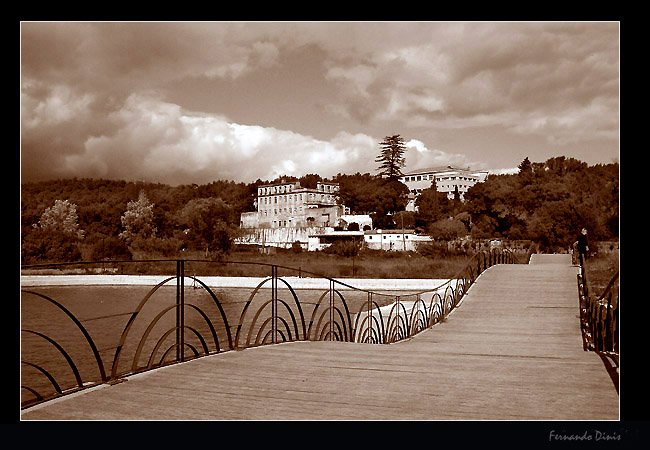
left=236, top=226, right=332, bottom=249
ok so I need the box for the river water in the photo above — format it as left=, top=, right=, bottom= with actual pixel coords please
left=20, top=277, right=452, bottom=406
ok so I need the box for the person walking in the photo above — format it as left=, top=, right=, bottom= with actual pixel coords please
left=575, top=228, right=589, bottom=265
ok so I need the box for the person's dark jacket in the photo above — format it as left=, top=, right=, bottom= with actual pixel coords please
left=577, top=234, right=588, bottom=254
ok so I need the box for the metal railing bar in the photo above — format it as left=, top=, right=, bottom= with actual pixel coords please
left=79, top=312, right=138, bottom=322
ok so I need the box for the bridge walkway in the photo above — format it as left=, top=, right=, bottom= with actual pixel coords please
left=21, top=254, right=618, bottom=420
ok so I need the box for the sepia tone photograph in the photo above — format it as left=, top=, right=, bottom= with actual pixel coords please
left=20, top=21, right=621, bottom=430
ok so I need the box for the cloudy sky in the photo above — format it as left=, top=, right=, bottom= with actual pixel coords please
left=20, top=22, right=619, bottom=185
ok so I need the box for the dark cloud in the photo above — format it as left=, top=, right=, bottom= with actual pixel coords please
left=20, top=22, right=619, bottom=184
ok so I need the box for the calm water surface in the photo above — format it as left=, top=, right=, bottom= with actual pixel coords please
left=21, top=283, right=421, bottom=405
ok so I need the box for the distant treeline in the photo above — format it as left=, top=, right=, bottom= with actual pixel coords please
left=20, top=156, right=618, bottom=264
left=463, top=157, right=618, bottom=250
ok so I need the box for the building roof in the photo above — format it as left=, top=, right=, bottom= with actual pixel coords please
left=308, top=231, right=364, bottom=238
left=258, top=180, right=339, bottom=188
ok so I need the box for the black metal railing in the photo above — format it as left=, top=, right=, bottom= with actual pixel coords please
left=20, top=248, right=521, bottom=409
left=577, top=263, right=619, bottom=370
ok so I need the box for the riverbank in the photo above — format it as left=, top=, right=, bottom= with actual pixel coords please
left=20, top=274, right=452, bottom=292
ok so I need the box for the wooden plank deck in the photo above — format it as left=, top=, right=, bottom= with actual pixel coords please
left=21, top=254, right=618, bottom=420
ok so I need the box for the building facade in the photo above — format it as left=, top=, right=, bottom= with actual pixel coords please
left=400, top=166, right=488, bottom=199
left=399, top=166, right=489, bottom=211
left=363, top=229, right=432, bottom=251
left=249, top=180, right=343, bottom=228
left=307, top=229, right=432, bottom=252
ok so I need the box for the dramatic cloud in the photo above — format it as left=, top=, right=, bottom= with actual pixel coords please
left=322, top=22, right=619, bottom=144
left=22, top=88, right=392, bottom=184
left=20, top=22, right=619, bottom=184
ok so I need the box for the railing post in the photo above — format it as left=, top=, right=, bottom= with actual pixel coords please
left=396, top=295, right=400, bottom=340
left=271, top=265, right=277, bottom=344
left=368, top=292, right=372, bottom=343
left=329, top=280, right=334, bottom=341
left=176, top=259, right=185, bottom=362
left=175, top=260, right=181, bottom=361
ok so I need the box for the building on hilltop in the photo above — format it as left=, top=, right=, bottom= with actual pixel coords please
left=399, top=166, right=489, bottom=211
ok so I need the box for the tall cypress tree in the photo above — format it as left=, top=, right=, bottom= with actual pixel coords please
left=375, top=135, right=407, bottom=180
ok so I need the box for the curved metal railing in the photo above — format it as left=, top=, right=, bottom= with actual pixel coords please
left=577, top=264, right=619, bottom=365
left=20, top=248, right=522, bottom=409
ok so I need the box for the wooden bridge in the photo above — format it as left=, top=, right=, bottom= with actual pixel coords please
left=20, top=254, right=618, bottom=420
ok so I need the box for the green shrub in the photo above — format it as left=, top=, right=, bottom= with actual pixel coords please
left=90, top=235, right=132, bottom=260
left=21, top=229, right=82, bottom=264
left=323, top=240, right=360, bottom=257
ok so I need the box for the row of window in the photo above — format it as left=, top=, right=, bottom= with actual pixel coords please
left=259, top=193, right=335, bottom=206
left=258, top=183, right=339, bottom=196
left=403, top=174, right=476, bottom=182
left=410, top=184, right=471, bottom=194
left=261, top=207, right=304, bottom=216
left=258, top=184, right=297, bottom=196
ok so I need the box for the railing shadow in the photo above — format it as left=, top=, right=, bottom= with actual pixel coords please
left=20, top=248, right=523, bottom=409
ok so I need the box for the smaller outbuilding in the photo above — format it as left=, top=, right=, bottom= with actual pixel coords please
left=308, top=229, right=432, bottom=252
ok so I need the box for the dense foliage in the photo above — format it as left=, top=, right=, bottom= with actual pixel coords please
left=20, top=156, right=618, bottom=264
left=20, top=178, right=252, bottom=264
left=463, top=157, right=618, bottom=250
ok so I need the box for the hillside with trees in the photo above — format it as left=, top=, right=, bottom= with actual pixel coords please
left=20, top=156, right=618, bottom=264
left=463, top=157, right=618, bottom=250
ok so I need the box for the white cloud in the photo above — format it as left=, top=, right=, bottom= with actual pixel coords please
left=21, top=83, right=95, bottom=129
left=22, top=85, right=495, bottom=183
left=404, top=139, right=483, bottom=172
left=48, top=94, right=389, bottom=184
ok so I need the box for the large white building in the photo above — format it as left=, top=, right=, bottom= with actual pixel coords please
left=241, top=180, right=345, bottom=229
left=399, top=166, right=489, bottom=210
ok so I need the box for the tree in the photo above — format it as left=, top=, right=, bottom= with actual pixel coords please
left=393, top=211, right=415, bottom=229
left=177, top=197, right=237, bottom=255
left=38, top=199, right=84, bottom=239
left=119, top=191, right=157, bottom=244
left=22, top=199, right=84, bottom=263
left=518, top=157, right=532, bottom=175
left=414, top=181, right=452, bottom=228
left=370, top=179, right=410, bottom=229
left=22, top=229, right=82, bottom=263
left=347, top=222, right=360, bottom=231
left=428, top=218, right=468, bottom=242
left=376, top=135, right=407, bottom=180
left=335, top=172, right=408, bottom=219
